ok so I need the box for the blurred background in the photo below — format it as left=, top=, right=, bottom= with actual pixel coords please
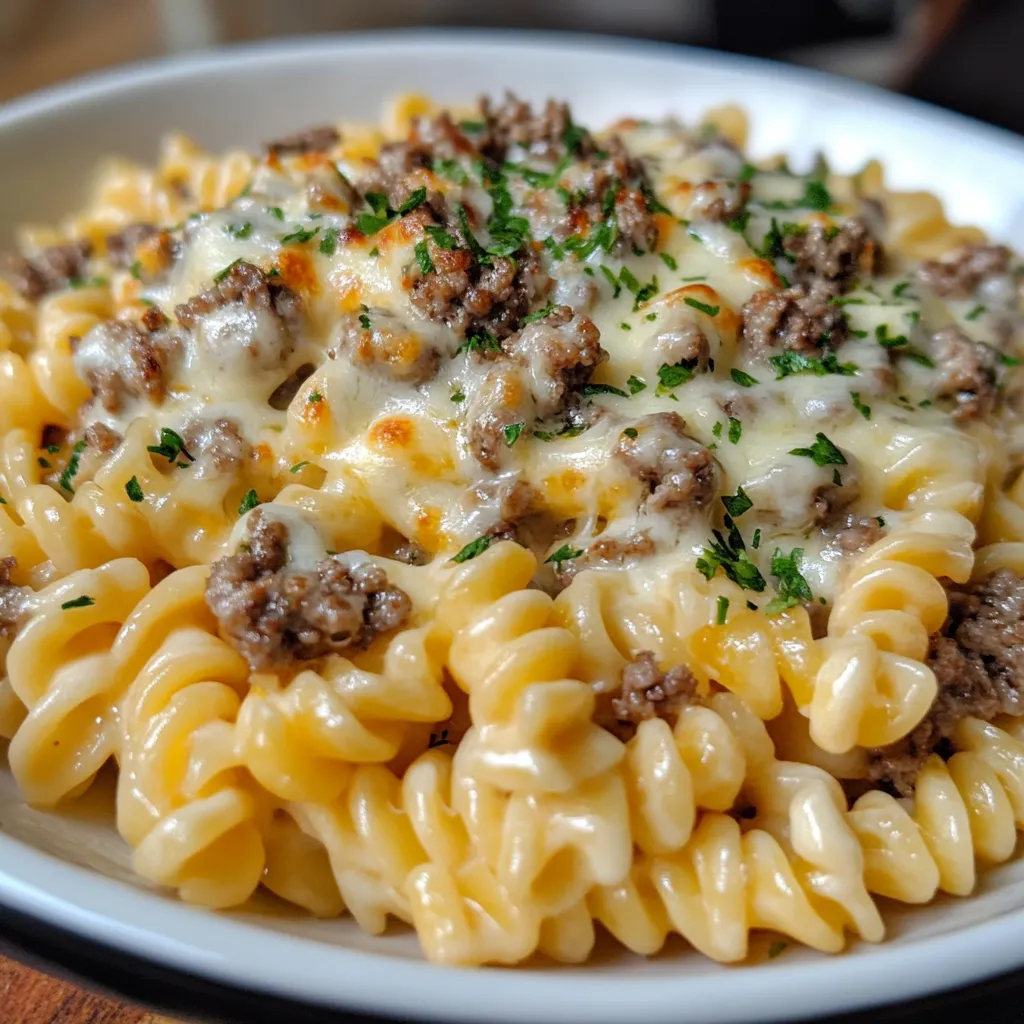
left=0, top=0, right=1021, bottom=132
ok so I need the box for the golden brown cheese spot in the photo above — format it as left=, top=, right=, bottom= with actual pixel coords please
left=277, top=249, right=320, bottom=297
left=298, top=390, right=329, bottom=427
left=413, top=505, right=445, bottom=550
left=252, top=442, right=273, bottom=465
left=738, top=257, right=782, bottom=289
left=369, top=414, right=415, bottom=451
left=654, top=213, right=677, bottom=251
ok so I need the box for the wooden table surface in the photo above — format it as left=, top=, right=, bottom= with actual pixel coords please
left=0, top=953, right=179, bottom=1024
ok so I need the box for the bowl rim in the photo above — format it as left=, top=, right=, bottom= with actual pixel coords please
left=3, top=26, right=1024, bottom=1024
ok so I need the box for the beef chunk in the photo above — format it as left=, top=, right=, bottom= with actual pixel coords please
left=823, top=513, right=884, bottom=557
left=504, top=306, right=606, bottom=415
left=0, top=557, right=31, bottom=638
left=866, top=568, right=1024, bottom=796
left=83, top=422, right=122, bottom=453
left=393, top=542, right=430, bottom=566
left=688, top=180, right=750, bottom=223
left=553, top=531, right=655, bottom=588
left=205, top=511, right=412, bottom=671
left=412, top=231, right=543, bottom=341
left=929, top=325, right=998, bottom=421
left=176, top=260, right=303, bottom=337
left=266, top=125, right=340, bottom=156
left=477, top=94, right=596, bottom=163
left=71, top=318, right=179, bottom=414
left=2, top=240, right=93, bottom=300
left=184, top=418, right=250, bottom=476
left=614, top=412, right=719, bottom=516
left=612, top=651, right=698, bottom=727
left=741, top=280, right=846, bottom=355
left=104, top=223, right=177, bottom=273
left=783, top=218, right=880, bottom=286
left=917, top=244, right=1011, bottom=298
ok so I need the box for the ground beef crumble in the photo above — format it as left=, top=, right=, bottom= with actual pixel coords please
left=917, top=244, right=1011, bottom=298
left=0, top=557, right=31, bottom=637
left=928, top=325, right=999, bottom=421
left=205, top=511, right=412, bottom=671
left=2, top=240, right=93, bottom=300
left=866, top=568, right=1024, bottom=796
left=183, top=418, right=250, bottom=475
left=741, top=280, right=846, bottom=355
left=611, top=650, right=698, bottom=729
left=265, top=125, right=340, bottom=156
left=783, top=218, right=880, bottom=286
left=614, top=412, right=719, bottom=516
left=553, top=531, right=655, bottom=589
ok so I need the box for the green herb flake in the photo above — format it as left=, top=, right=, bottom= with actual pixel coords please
left=359, top=313, right=371, bottom=330
left=414, top=240, right=435, bottom=275
left=622, top=427, right=639, bottom=439
left=432, top=158, right=468, bottom=185
left=424, top=225, right=460, bottom=250
left=581, top=383, right=629, bottom=398
left=397, top=187, right=427, bottom=215
left=450, top=389, right=465, bottom=403
left=768, top=941, right=788, bottom=959
left=456, top=331, right=502, bottom=356
left=789, top=432, right=846, bottom=467
left=892, top=281, right=912, bottom=298
left=716, top=595, right=730, bottom=625
left=451, top=534, right=492, bottom=563
left=802, top=180, right=833, bottom=211
left=368, top=246, right=379, bottom=258
left=237, top=489, right=261, bottom=516
left=766, top=547, right=814, bottom=613
left=875, top=323, right=909, bottom=350
left=722, top=486, right=753, bottom=518
left=289, top=460, right=311, bottom=474
left=966, top=304, right=986, bottom=321
left=308, top=391, right=323, bottom=403
left=599, top=265, right=622, bottom=298
left=267, top=206, right=285, bottom=221
left=659, top=252, right=678, bottom=271
left=227, top=221, right=253, bottom=240
left=61, top=595, right=95, bottom=610
left=146, top=427, right=194, bottom=464
left=521, top=304, right=557, bottom=325
left=876, top=516, right=886, bottom=527
left=656, top=359, right=697, bottom=396
left=58, top=440, right=87, bottom=494
left=213, top=258, right=243, bottom=283
left=730, top=368, right=759, bottom=388
left=627, top=374, right=647, bottom=395
left=851, top=391, right=872, bottom=420
left=769, top=350, right=858, bottom=379
left=125, top=476, right=144, bottom=503
left=280, top=225, right=320, bottom=245
left=620, top=321, right=632, bottom=331
left=684, top=296, right=719, bottom=317
left=752, top=528, right=761, bottom=550
left=129, top=261, right=142, bottom=280
left=739, top=163, right=757, bottom=183
left=728, top=417, right=742, bottom=444
left=318, top=227, right=339, bottom=255
left=999, top=352, right=1022, bottom=367
left=545, top=543, right=584, bottom=566
left=502, top=422, right=524, bottom=447
left=37, top=457, right=50, bottom=469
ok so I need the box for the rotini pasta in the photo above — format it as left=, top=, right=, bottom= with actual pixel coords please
left=2, top=90, right=1024, bottom=970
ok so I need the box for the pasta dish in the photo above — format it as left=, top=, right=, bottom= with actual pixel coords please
left=0, top=92, right=1022, bottom=965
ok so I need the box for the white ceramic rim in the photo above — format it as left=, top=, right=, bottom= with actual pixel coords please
left=2, top=29, right=1024, bottom=1023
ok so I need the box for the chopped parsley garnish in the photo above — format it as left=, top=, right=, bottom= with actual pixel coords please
left=966, top=304, right=986, bottom=321
left=44, top=444, right=60, bottom=454
left=768, top=942, right=788, bottom=959
left=728, top=417, right=742, bottom=444
left=905, top=348, right=935, bottom=368
left=581, top=383, right=629, bottom=398
left=521, top=304, right=557, bottom=325
left=267, top=206, right=285, bottom=221
left=308, top=391, right=323, bottom=403
left=801, top=180, right=833, bottom=211
left=640, top=181, right=671, bottom=216
left=892, top=281, right=912, bottom=297
left=432, top=158, right=468, bottom=185
left=769, top=350, right=857, bottom=378
left=739, top=163, right=757, bottom=183
left=147, top=427, right=194, bottom=464
left=213, top=258, right=243, bottom=283
left=681, top=274, right=707, bottom=283
left=851, top=391, right=871, bottom=420
left=69, top=276, right=108, bottom=289
left=725, top=210, right=751, bottom=234
left=684, top=296, right=719, bottom=317
left=716, top=595, right=730, bottom=625
left=656, top=359, right=698, bottom=396
left=450, top=388, right=465, bottom=403
left=752, top=528, right=761, bottom=550
left=359, top=313, right=371, bottom=330
left=627, top=375, right=647, bottom=394
left=396, top=187, right=427, bottom=215
left=599, top=265, right=622, bottom=298
left=645, top=312, right=657, bottom=322
left=279, top=226, right=319, bottom=245
left=125, top=476, right=144, bottom=502
left=58, top=440, right=87, bottom=493
left=414, top=240, right=435, bottom=275
left=61, top=595, right=95, bottom=610
left=617, top=269, right=658, bottom=310
left=659, top=252, right=678, bottom=271
left=238, top=489, right=261, bottom=516
left=424, top=225, right=461, bottom=250
left=37, top=458, right=50, bottom=469
left=289, top=461, right=311, bottom=473
left=456, top=331, right=502, bottom=355
left=562, top=218, right=619, bottom=261
left=533, top=423, right=587, bottom=441
left=129, top=261, right=142, bottom=280
left=875, top=323, right=909, bottom=350
left=358, top=188, right=427, bottom=236
left=765, top=547, right=813, bottom=613
left=452, top=534, right=492, bottom=563
left=876, top=516, right=886, bottom=527
left=502, top=422, right=524, bottom=447
left=696, top=521, right=767, bottom=593
left=999, top=352, right=1022, bottom=367
left=721, top=486, right=753, bottom=518
left=546, top=544, right=584, bottom=566
left=620, top=321, right=632, bottom=331
left=368, top=246, right=379, bottom=257
left=318, top=227, right=339, bottom=255
left=622, top=427, right=639, bottom=439
left=458, top=119, right=485, bottom=134
left=543, top=235, right=565, bottom=260
left=790, top=432, right=846, bottom=466
left=712, top=422, right=723, bottom=439
left=730, top=368, right=759, bottom=387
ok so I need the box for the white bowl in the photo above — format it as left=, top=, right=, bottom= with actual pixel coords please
left=2, top=30, right=1024, bottom=1024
